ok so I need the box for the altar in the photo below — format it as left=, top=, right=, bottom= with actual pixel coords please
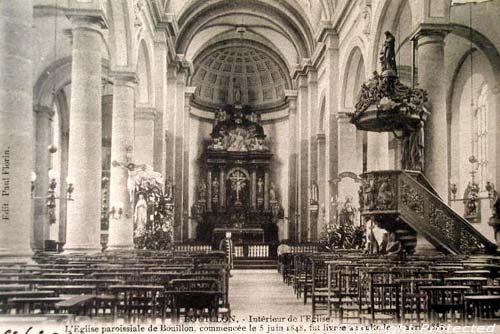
left=192, top=100, right=283, bottom=247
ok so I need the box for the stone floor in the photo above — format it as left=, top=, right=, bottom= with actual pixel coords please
left=229, top=269, right=310, bottom=321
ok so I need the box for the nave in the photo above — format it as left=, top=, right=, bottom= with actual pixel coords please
left=0, top=248, right=499, bottom=327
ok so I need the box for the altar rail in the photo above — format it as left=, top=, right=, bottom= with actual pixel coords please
left=234, top=244, right=270, bottom=258
left=173, top=243, right=212, bottom=253
left=173, top=242, right=324, bottom=258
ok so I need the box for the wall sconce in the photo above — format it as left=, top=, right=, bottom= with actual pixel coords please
left=66, top=177, right=74, bottom=201
left=46, top=169, right=57, bottom=224
left=450, top=156, right=496, bottom=219
left=110, top=202, right=124, bottom=220
left=31, top=172, right=37, bottom=199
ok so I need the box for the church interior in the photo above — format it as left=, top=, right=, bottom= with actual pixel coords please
left=1, top=0, right=500, bottom=327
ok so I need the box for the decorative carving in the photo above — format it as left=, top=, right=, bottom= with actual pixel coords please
left=133, top=168, right=173, bottom=250
left=429, top=204, right=455, bottom=238
left=400, top=180, right=424, bottom=218
left=350, top=31, right=429, bottom=134
left=208, top=105, right=268, bottom=153
left=360, top=173, right=396, bottom=212
left=459, top=228, right=483, bottom=253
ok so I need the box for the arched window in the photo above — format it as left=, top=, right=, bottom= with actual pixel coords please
left=474, top=84, right=488, bottom=186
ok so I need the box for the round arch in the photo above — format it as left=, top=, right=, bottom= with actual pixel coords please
left=175, top=0, right=314, bottom=59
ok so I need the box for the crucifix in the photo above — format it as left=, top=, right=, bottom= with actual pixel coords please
left=229, top=171, right=247, bottom=205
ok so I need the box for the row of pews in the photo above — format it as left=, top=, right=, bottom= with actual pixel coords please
left=0, top=250, right=231, bottom=323
left=279, top=250, right=500, bottom=324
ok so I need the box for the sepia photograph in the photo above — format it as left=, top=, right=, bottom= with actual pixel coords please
left=0, top=0, right=500, bottom=333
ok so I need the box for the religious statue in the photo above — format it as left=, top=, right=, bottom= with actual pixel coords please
left=198, top=179, right=207, bottom=201
left=494, top=195, right=500, bottom=219
left=363, top=177, right=376, bottom=210
left=229, top=171, right=247, bottom=205
left=310, top=181, right=319, bottom=205
left=338, top=197, right=356, bottom=226
left=257, top=177, right=264, bottom=198
left=380, top=31, right=397, bottom=74
left=209, top=136, right=224, bottom=151
left=164, top=177, right=173, bottom=202
left=233, top=84, right=242, bottom=105
left=134, top=193, right=148, bottom=237
left=212, top=177, right=219, bottom=206
left=401, top=129, right=424, bottom=170
left=270, top=182, right=277, bottom=202
left=227, top=128, right=248, bottom=151
left=112, top=160, right=147, bottom=207
left=377, top=177, right=393, bottom=209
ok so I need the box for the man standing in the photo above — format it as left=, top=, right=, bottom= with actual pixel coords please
left=219, top=232, right=234, bottom=274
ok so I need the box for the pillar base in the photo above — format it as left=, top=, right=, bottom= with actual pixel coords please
left=105, top=244, right=135, bottom=251
left=0, top=249, right=34, bottom=265
left=62, top=246, right=102, bottom=254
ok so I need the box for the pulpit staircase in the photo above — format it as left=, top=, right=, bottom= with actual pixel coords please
left=361, top=170, right=497, bottom=255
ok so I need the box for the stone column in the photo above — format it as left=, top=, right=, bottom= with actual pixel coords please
left=220, top=169, right=226, bottom=209
left=153, top=33, right=168, bottom=173
left=207, top=170, right=212, bottom=212
left=324, top=32, right=340, bottom=225
left=307, top=69, right=318, bottom=241
left=337, top=111, right=362, bottom=207
left=264, top=171, right=270, bottom=210
left=107, top=72, right=136, bottom=250
left=285, top=92, right=298, bottom=241
left=163, top=66, right=177, bottom=182
left=367, top=133, right=389, bottom=171
left=173, top=69, right=186, bottom=242
left=416, top=30, right=449, bottom=199
left=251, top=169, right=257, bottom=209
left=316, top=134, right=327, bottom=237
left=64, top=15, right=105, bottom=253
left=134, top=108, right=155, bottom=167
left=184, top=88, right=195, bottom=240
left=0, top=1, right=34, bottom=261
left=32, top=106, right=54, bottom=251
left=297, top=75, right=309, bottom=242
left=58, top=130, right=69, bottom=245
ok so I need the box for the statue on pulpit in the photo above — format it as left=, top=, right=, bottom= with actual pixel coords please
left=380, top=31, right=397, bottom=74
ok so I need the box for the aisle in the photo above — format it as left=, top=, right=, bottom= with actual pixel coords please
left=228, top=269, right=310, bottom=319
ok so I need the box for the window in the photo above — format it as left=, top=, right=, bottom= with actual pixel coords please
left=474, top=84, right=488, bottom=186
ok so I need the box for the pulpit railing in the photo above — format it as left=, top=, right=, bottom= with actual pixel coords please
left=360, top=170, right=496, bottom=254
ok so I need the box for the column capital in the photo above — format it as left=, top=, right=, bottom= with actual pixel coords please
left=185, top=86, right=197, bottom=98
left=67, top=12, right=107, bottom=31
left=66, top=0, right=108, bottom=29
left=33, top=105, right=55, bottom=119
left=285, top=90, right=298, bottom=102
left=410, top=23, right=450, bottom=45
left=110, top=71, right=138, bottom=87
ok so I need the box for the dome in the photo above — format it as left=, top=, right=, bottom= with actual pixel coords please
left=191, top=46, right=290, bottom=109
